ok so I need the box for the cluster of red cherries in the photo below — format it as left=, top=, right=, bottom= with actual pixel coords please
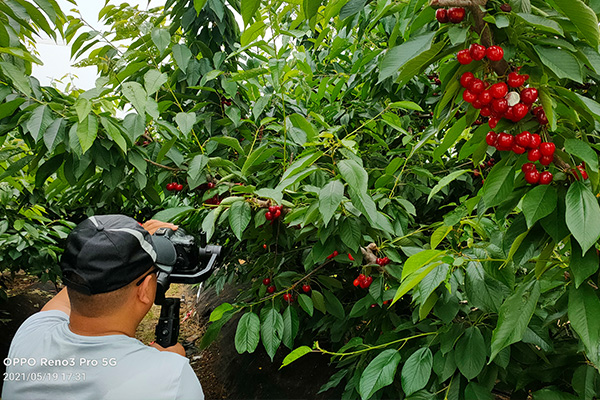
left=376, top=257, right=390, bottom=266
left=353, top=274, right=373, bottom=289
left=435, top=7, right=465, bottom=23
left=166, top=182, right=184, bottom=192
left=265, top=205, right=282, bottom=221
left=263, top=278, right=276, bottom=294
left=485, top=131, right=555, bottom=163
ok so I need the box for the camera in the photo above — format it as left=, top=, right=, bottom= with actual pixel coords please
left=151, top=227, right=223, bottom=347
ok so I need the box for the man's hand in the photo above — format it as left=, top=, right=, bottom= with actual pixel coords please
left=149, top=341, right=186, bottom=357
left=142, top=220, right=178, bottom=235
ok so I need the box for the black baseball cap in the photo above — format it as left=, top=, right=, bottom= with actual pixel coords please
left=60, top=214, right=177, bottom=295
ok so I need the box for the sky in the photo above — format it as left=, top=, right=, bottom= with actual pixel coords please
left=33, top=0, right=165, bottom=91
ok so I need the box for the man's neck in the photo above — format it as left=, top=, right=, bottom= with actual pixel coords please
left=68, top=313, right=138, bottom=337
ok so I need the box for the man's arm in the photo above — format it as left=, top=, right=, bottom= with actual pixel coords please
left=40, top=287, right=71, bottom=315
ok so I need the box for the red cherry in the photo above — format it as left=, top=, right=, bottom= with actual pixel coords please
left=302, top=284, right=311, bottom=293
left=540, top=142, right=555, bottom=156
left=507, top=72, right=524, bottom=88
left=500, top=3, right=512, bottom=11
left=469, top=44, right=486, bottom=61
left=359, top=278, right=369, bottom=289
left=480, top=106, right=492, bottom=117
left=283, top=293, right=293, bottom=302
left=462, top=90, right=475, bottom=102
left=166, top=183, right=174, bottom=191
left=457, top=49, right=472, bottom=65
left=274, top=209, right=281, bottom=218
left=353, top=279, right=360, bottom=287
left=468, top=79, right=485, bottom=94
left=435, top=8, right=449, bottom=23
left=486, top=46, right=504, bottom=61
left=488, top=117, right=499, bottom=129
left=537, top=110, right=548, bottom=125
left=532, top=106, right=544, bottom=116
left=265, top=211, right=273, bottom=220
left=460, top=72, right=474, bottom=88
left=540, top=154, right=553, bottom=166
left=207, top=182, right=215, bottom=189
left=492, top=98, right=508, bottom=114
left=448, top=7, right=466, bottom=23
left=525, top=170, right=540, bottom=184
left=577, top=165, right=589, bottom=180
left=263, top=278, right=271, bottom=286
left=358, top=274, right=365, bottom=280
left=529, top=134, right=541, bottom=148
left=515, top=131, right=531, bottom=148
left=485, top=131, right=498, bottom=146
left=365, top=276, right=373, bottom=286
left=512, top=143, right=526, bottom=154
left=267, top=285, right=276, bottom=294
left=522, top=162, right=536, bottom=173
left=520, top=88, right=538, bottom=104
left=504, top=106, right=515, bottom=121
left=176, top=183, right=183, bottom=191
left=471, top=99, right=483, bottom=109
left=527, top=148, right=541, bottom=162
left=263, top=244, right=267, bottom=249
left=497, top=132, right=514, bottom=149
left=512, top=103, right=529, bottom=121
left=490, top=83, right=508, bottom=99
left=268, top=206, right=277, bottom=213
left=478, top=90, right=492, bottom=105
left=348, top=253, right=355, bottom=261
left=539, top=171, right=553, bottom=185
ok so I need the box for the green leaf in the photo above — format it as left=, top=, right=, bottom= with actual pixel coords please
left=211, top=136, right=245, bottom=156
left=570, top=238, right=599, bottom=288
left=298, top=293, right=314, bottom=317
left=340, top=218, right=361, bottom=252
left=522, top=185, right=558, bottom=228
left=393, top=262, right=441, bottom=304
left=172, top=44, right=192, bottom=73
left=260, top=308, right=284, bottom=361
left=482, top=165, right=515, bottom=209
left=311, top=290, right=327, bottom=313
left=209, top=303, right=234, bottom=322
left=74, top=98, right=92, bottom=123
left=77, top=114, right=98, bottom=154
left=241, top=145, right=278, bottom=177
left=26, top=105, right=53, bottom=142
left=430, top=225, right=452, bottom=249
left=282, top=306, right=299, bottom=349
left=144, top=69, right=168, bottom=95
left=531, top=388, right=578, bottom=400
left=402, top=250, right=445, bottom=281
left=358, top=349, right=401, bottom=400
left=338, top=159, right=368, bottom=193
left=193, top=0, right=208, bottom=14
left=564, top=139, right=599, bottom=171
left=572, top=364, right=600, bottom=400
left=280, top=346, right=312, bottom=369
left=433, top=117, right=467, bottom=162
left=234, top=312, right=260, bottom=354
left=401, top=348, right=433, bottom=396
left=323, top=290, right=345, bottom=319
left=427, top=169, right=469, bottom=203
left=241, top=0, right=260, bottom=26
left=152, top=206, right=195, bottom=222
left=465, top=261, right=507, bottom=313
left=0, top=61, right=31, bottom=95
left=490, top=280, right=540, bottom=362
left=515, top=13, right=564, bottom=35
left=187, top=154, right=209, bottom=189
left=122, top=82, right=147, bottom=115
left=151, top=28, right=170, bottom=54
left=379, top=31, right=436, bottom=82
left=569, top=283, right=600, bottom=367
left=288, top=114, right=318, bottom=143
left=553, top=0, right=599, bottom=47
left=455, top=326, right=486, bottom=380
left=339, top=0, right=367, bottom=20
left=566, top=181, right=600, bottom=254
left=176, top=111, right=197, bottom=135
left=533, top=46, right=583, bottom=84
left=303, top=0, right=322, bottom=20
left=318, top=180, right=344, bottom=226
left=202, top=207, right=222, bottom=242
left=389, top=101, right=423, bottom=112
left=228, top=200, right=251, bottom=240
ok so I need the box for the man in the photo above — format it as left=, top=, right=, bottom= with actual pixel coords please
left=2, top=215, right=205, bottom=399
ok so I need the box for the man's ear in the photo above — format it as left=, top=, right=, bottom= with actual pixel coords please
left=136, top=275, right=156, bottom=305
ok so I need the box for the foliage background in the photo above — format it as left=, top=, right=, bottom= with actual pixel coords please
left=2, top=0, right=600, bottom=398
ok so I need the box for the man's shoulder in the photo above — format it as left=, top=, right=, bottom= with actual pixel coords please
left=13, top=309, right=68, bottom=338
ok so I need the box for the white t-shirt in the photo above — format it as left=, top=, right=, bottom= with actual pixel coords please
left=2, top=310, right=204, bottom=400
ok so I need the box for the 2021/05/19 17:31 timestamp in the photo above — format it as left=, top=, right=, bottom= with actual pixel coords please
left=3, top=372, right=86, bottom=382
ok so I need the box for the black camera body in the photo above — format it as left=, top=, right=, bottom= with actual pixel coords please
left=151, top=227, right=222, bottom=347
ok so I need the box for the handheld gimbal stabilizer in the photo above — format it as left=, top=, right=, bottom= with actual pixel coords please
left=152, top=227, right=222, bottom=347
